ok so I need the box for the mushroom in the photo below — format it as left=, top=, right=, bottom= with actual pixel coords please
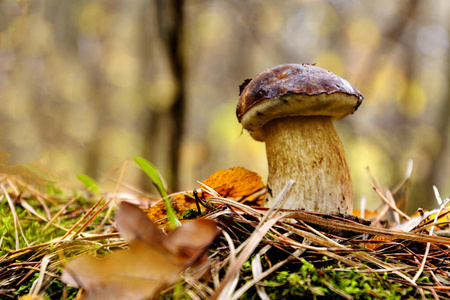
left=236, top=64, right=363, bottom=214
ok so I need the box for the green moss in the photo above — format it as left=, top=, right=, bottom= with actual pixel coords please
left=0, top=188, right=111, bottom=299
left=0, top=204, right=72, bottom=255
left=257, top=259, right=427, bottom=300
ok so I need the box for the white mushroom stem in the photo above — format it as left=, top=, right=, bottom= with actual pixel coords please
left=263, top=116, right=353, bottom=214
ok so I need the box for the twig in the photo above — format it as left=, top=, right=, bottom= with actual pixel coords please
left=212, top=215, right=285, bottom=300
left=433, top=186, right=442, bottom=206
left=198, top=182, right=220, bottom=197
left=97, top=160, right=130, bottom=233
left=260, top=180, right=294, bottom=222
left=20, top=199, right=48, bottom=222
left=360, top=196, right=366, bottom=219
left=391, top=159, right=413, bottom=212
left=29, top=254, right=54, bottom=296
left=73, top=199, right=111, bottom=239
left=232, top=253, right=292, bottom=300
left=366, top=166, right=383, bottom=193
left=218, top=230, right=238, bottom=300
left=371, top=184, right=410, bottom=221
left=60, top=196, right=105, bottom=240
left=287, top=211, right=450, bottom=245
left=371, top=203, right=390, bottom=226
left=2, top=184, right=29, bottom=249
left=386, top=189, right=400, bottom=225
left=413, top=198, right=450, bottom=283
left=43, top=196, right=80, bottom=232
left=251, top=245, right=271, bottom=300
left=391, top=159, right=414, bottom=195
left=207, top=197, right=263, bottom=218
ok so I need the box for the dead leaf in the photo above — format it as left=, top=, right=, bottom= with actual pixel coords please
left=352, top=209, right=379, bottom=219
left=364, top=235, right=396, bottom=250
left=19, top=296, right=46, bottom=300
left=145, top=167, right=266, bottom=224
left=144, top=192, right=198, bottom=225
left=115, top=201, right=164, bottom=246
left=418, top=207, right=450, bottom=229
left=164, top=217, right=221, bottom=265
left=394, top=207, right=450, bottom=233
left=62, top=202, right=220, bottom=300
left=61, top=240, right=182, bottom=300
left=365, top=206, right=450, bottom=250
left=201, top=167, right=265, bottom=204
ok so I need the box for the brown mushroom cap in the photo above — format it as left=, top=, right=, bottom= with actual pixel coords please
left=237, top=63, right=364, bottom=141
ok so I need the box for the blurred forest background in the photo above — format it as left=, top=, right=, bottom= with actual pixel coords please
left=0, top=0, right=449, bottom=213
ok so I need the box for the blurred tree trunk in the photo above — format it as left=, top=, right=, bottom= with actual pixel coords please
left=138, top=1, right=162, bottom=193
left=83, top=40, right=108, bottom=180
left=165, top=0, right=186, bottom=192
left=140, top=0, right=185, bottom=192
left=85, top=86, right=106, bottom=180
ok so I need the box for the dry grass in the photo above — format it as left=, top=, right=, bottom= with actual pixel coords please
left=0, top=175, right=123, bottom=299
left=1, top=164, right=450, bottom=299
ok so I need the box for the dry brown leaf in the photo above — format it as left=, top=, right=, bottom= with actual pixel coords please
left=115, top=201, right=164, bottom=245
left=145, top=167, right=265, bottom=224
left=201, top=167, right=265, bottom=204
left=61, top=240, right=182, bottom=300
left=62, top=202, right=220, bottom=300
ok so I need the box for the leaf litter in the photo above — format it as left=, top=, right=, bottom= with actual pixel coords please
left=1, top=162, right=450, bottom=299
left=62, top=202, right=219, bottom=300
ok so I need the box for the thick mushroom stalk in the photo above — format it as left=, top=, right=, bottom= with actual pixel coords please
left=263, top=116, right=352, bottom=214
left=236, top=64, right=363, bottom=215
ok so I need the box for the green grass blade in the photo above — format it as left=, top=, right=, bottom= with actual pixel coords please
left=133, top=157, right=178, bottom=229
left=76, top=174, right=101, bottom=195
left=133, top=157, right=167, bottom=198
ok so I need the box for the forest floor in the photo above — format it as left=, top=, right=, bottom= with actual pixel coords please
left=1, top=160, right=450, bottom=300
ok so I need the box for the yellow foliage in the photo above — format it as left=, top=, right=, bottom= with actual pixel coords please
left=314, top=50, right=344, bottom=76
left=396, top=79, right=427, bottom=118
left=346, top=17, right=380, bottom=50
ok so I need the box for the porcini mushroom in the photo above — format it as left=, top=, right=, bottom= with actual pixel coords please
left=236, top=64, right=363, bottom=214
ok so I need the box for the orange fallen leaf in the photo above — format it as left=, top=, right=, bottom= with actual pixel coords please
left=145, top=167, right=266, bottom=224
left=352, top=209, right=379, bottom=219
left=364, top=235, right=396, bottom=250
left=201, top=167, right=265, bottom=204
left=62, top=202, right=220, bottom=300
left=144, top=192, right=199, bottom=225
left=19, top=296, right=45, bottom=300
